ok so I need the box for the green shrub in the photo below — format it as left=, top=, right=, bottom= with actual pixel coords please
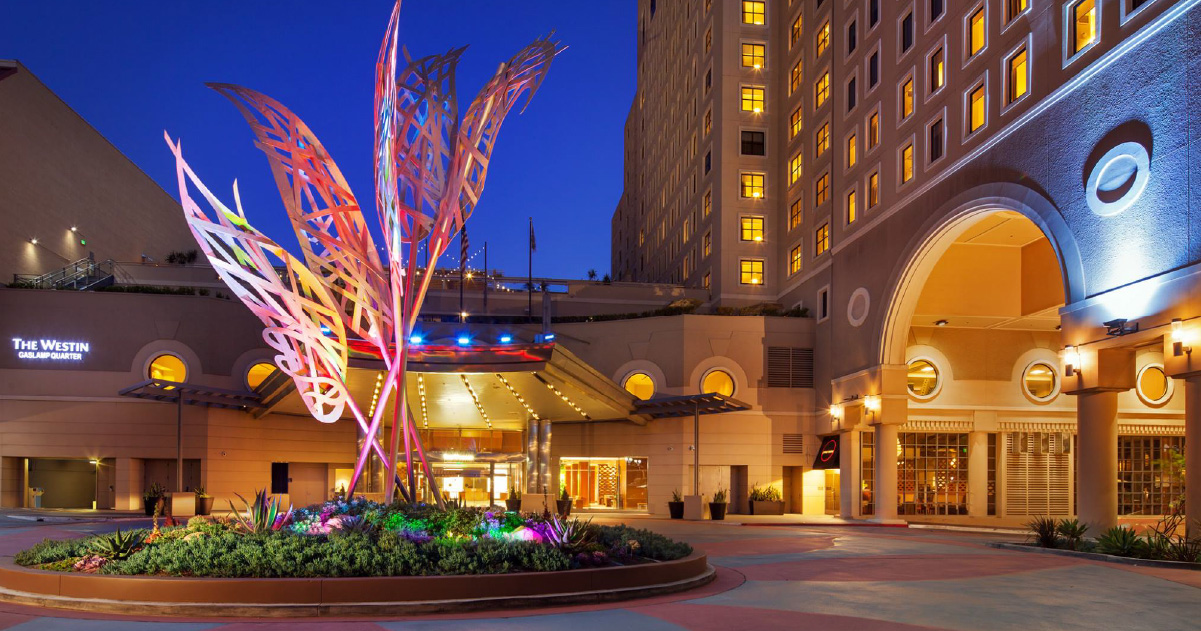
left=15, top=537, right=93, bottom=566
left=1096, top=526, right=1144, bottom=557
left=1025, top=516, right=1059, bottom=548
left=749, top=485, right=782, bottom=502
left=1056, top=519, right=1088, bottom=551
left=90, top=528, right=144, bottom=560
left=596, top=525, right=692, bottom=561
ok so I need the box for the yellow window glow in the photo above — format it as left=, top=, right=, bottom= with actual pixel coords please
left=741, top=172, right=765, bottom=198
left=740, top=216, right=765, bottom=241
left=902, top=144, right=914, bottom=182
left=847, top=134, right=858, bottom=168
left=815, top=224, right=830, bottom=255
left=1073, top=0, right=1096, bottom=54
left=623, top=372, right=655, bottom=400
left=868, top=172, right=879, bottom=207
left=970, top=85, right=986, bottom=132
left=847, top=190, right=858, bottom=224
left=907, top=359, right=939, bottom=397
left=789, top=153, right=804, bottom=184
left=816, top=123, right=830, bottom=156
left=740, top=259, right=765, bottom=284
left=148, top=354, right=187, bottom=387
left=703, top=231, right=711, bottom=256
left=790, top=60, right=803, bottom=93
left=703, top=190, right=712, bottom=216
left=969, top=8, right=985, bottom=56
left=702, top=370, right=736, bottom=397
left=1008, top=48, right=1028, bottom=102
left=742, top=43, right=766, bottom=69
left=246, top=362, right=276, bottom=390
left=741, top=86, right=766, bottom=112
left=869, top=112, right=879, bottom=147
left=902, top=78, right=914, bottom=118
left=1007, top=0, right=1028, bottom=22
left=816, top=21, right=830, bottom=56
left=789, top=199, right=802, bottom=229
left=816, top=173, right=830, bottom=205
left=930, top=48, right=945, bottom=91
left=791, top=15, right=803, bottom=47
left=742, top=1, right=765, bottom=25
left=1024, top=363, right=1058, bottom=400
left=1138, top=366, right=1170, bottom=403
left=789, top=245, right=803, bottom=274
left=815, top=72, right=830, bottom=108
left=790, top=106, right=803, bottom=138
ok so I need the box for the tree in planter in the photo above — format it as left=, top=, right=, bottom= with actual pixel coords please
left=709, top=488, right=728, bottom=521
left=506, top=487, right=523, bottom=512
left=668, top=489, right=685, bottom=519
left=556, top=487, right=573, bottom=517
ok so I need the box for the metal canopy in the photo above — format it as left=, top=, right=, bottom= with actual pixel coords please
left=118, top=379, right=264, bottom=410
left=633, top=393, right=750, bottom=419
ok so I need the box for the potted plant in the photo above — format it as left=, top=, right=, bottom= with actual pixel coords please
left=506, top=487, right=522, bottom=512
left=668, top=489, right=685, bottom=519
left=709, top=488, right=728, bottom=521
left=749, top=485, right=785, bottom=515
left=194, top=487, right=214, bottom=516
left=142, top=482, right=166, bottom=516
left=556, top=487, right=573, bottom=517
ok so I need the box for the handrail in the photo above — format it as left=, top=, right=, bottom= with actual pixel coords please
left=11, top=258, right=116, bottom=290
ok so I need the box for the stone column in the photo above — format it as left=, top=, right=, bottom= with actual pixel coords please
left=1077, top=391, right=1119, bottom=533
left=874, top=424, right=899, bottom=521
left=525, top=419, right=539, bottom=494
left=1185, top=377, right=1201, bottom=537
left=113, top=458, right=144, bottom=511
left=839, top=430, right=860, bottom=518
left=538, top=419, right=553, bottom=494
left=968, top=431, right=989, bottom=517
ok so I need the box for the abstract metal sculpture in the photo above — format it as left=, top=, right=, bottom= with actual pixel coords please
left=165, top=0, right=559, bottom=503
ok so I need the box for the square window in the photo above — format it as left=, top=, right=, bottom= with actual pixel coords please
left=968, top=7, right=986, bottom=57
left=902, top=77, right=915, bottom=118
left=789, top=198, right=803, bottom=229
left=901, top=12, right=914, bottom=52
left=1071, top=0, right=1097, bottom=55
left=847, top=190, right=858, bottom=224
left=742, top=86, right=766, bottom=113
left=742, top=42, right=766, bottom=69
left=969, top=84, right=986, bottom=132
left=789, top=152, right=804, bottom=184
left=816, top=72, right=830, bottom=108
left=817, top=21, right=831, bottom=56
left=741, top=130, right=766, bottom=155
left=741, top=172, right=766, bottom=198
left=816, top=172, right=831, bottom=205
left=816, top=224, right=831, bottom=256
left=868, top=171, right=880, bottom=207
left=789, top=245, right=803, bottom=274
left=742, top=1, right=765, bottom=25
left=740, top=259, right=765, bottom=284
left=930, top=47, right=945, bottom=92
left=901, top=143, right=914, bottom=182
left=1007, top=47, right=1028, bottom=103
left=790, top=106, right=803, bottom=138
left=847, top=133, right=858, bottom=168
left=740, top=216, right=765, bottom=241
left=816, top=123, right=830, bottom=156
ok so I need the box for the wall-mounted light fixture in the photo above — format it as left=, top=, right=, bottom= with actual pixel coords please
left=1063, top=345, right=1082, bottom=377
left=934, top=319, right=948, bottom=327
left=864, top=395, right=881, bottom=420
left=829, top=403, right=843, bottom=422
left=1104, top=318, right=1138, bottom=336
left=1171, top=318, right=1192, bottom=357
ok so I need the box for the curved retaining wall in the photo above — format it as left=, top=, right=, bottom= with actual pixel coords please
left=0, top=552, right=713, bottom=617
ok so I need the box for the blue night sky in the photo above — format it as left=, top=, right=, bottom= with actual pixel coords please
left=0, top=1, right=634, bottom=279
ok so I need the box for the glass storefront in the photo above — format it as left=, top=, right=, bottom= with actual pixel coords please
left=898, top=432, right=969, bottom=515
left=1118, top=436, right=1185, bottom=515
left=560, top=457, right=648, bottom=511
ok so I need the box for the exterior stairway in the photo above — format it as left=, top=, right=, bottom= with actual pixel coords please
left=11, top=258, right=115, bottom=290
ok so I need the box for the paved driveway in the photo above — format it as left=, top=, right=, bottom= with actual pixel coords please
left=0, top=514, right=1198, bottom=630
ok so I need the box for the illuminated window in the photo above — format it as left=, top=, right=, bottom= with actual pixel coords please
left=816, top=123, right=830, bottom=156
left=246, top=362, right=275, bottom=389
left=741, top=172, right=766, bottom=198
left=868, top=171, right=879, bottom=207
left=742, top=43, right=766, bottom=69
left=907, top=359, right=939, bottom=397
left=742, top=0, right=765, bottom=25
left=702, top=369, right=736, bottom=396
left=968, top=7, right=985, bottom=57
left=790, top=106, right=803, bottom=138
left=623, top=372, right=656, bottom=400
left=791, top=14, right=803, bottom=48
left=703, top=272, right=711, bottom=289
left=789, top=152, right=804, bottom=184
left=790, top=59, right=803, bottom=94
left=704, top=109, right=712, bottom=135
left=901, top=77, right=914, bottom=118
left=741, top=86, right=766, bottom=113
left=1023, top=362, right=1058, bottom=401
left=868, top=111, right=879, bottom=148
left=847, top=190, right=858, bottom=224
left=1071, top=0, right=1097, bottom=55
left=815, top=72, right=830, bottom=108
left=740, top=216, right=765, bottom=241
left=815, top=172, right=830, bottom=205
left=815, top=223, right=830, bottom=255
left=705, top=27, right=712, bottom=53
left=969, top=84, right=986, bottom=132
left=1137, top=365, right=1171, bottom=405
left=1007, top=0, right=1029, bottom=23
left=789, top=244, right=803, bottom=274
left=789, top=199, right=802, bottom=229
left=703, top=190, right=712, bottom=216
left=740, top=259, right=765, bottom=284
left=703, top=230, right=712, bottom=256
left=901, top=143, right=914, bottom=183
left=816, top=21, right=830, bottom=56
left=148, top=354, right=187, bottom=387
left=1007, top=47, right=1028, bottom=103
left=930, top=47, right=945, bottom=92
left=847, top=134, right=858, bottom=168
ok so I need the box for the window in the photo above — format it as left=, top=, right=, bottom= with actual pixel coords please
left=847, top=20, right=858, bottom=54
left=271, top=462, right=289, bottom=495
left=1006, top=0, right=1029, bottom=23
left=898, top=433, right=969, bottom=515
left=741, top=130, right=766, bottom=155
left=704, top=109, right=712, bottom=135
left=868, top=111, right=880, bottom=147
left=704, top=150, right=711, bottom=174
left=741, top=172, right=766, bottom=198
left=815, top=223, right=830, bottom=255
left=703, top=190, right=712, bottom=216
left=148, top=354, right=187, bottom=386
left=701, top=369, right=736, bottom=396
left=790, top=59, right=803, bottom=94
left=816, top=172, right=830, bottom=205
left=742, top=0, right=765, bottom=25
left=1071, top=0, right=1097, bottom=56
left=969, top=84, right=986, bottom=132
left=705, top=27, right=712, bottom=53
left=929, top=118, right=944, bottom=162
left=1118, top=436, right=1185, bottom=515
left=930, top=0, right=945, bottom=22
left=968, top=7, right=985, bottom=57
left=901, top=12, right=914, bottom=52
left=742, top=42, right=766, bottom=69
left=869, top=51, right=879, bottom=87
left=861, top=432, right=875, bottom=516
left=1023, top=362, right=1058, bottom=401
left=791, top=14, right=803, bottom=48
left=847, top=76, right=858, bottom=111
left=907, top=359, right=939, bottom=397
left=789, top=152, right=804, bottom=184
left=1007, top=46, right=1028, bottom=103
left=790, top=106, right=803, bottom=138
left=847, top=190, right=858, bottom=223
left=847, top=134, right=858, bottom=168
left=789, top=199, right=802, bottom=229
left=815, top=71, right=830, bottom=108
left=817, top=285, right=830, bottom=319
left=246, top=362, right=276, bottom=390
left=869, top=0, right=880, bottom=27
left=705, top=68, right=712, bottom=92
left=623, top=372, right=656, bottom=399
left=816, top=21, right=830, bottom=56
left=740, top=216, right=765, bottom=241
left=901, top=143, right=914, bottom=182
left=1137, top=365, right=1172, bottom=405
left=901, top=77, right=914, bottom=118
left=868, top=171, right=879, bottom=207
left=703, top=230, right=712, bottom=256
left=703, top=272, right=711, bottom=289
left=789, top=245, right=803, bottom=274
left=741, top=86, right=766, bottom=112
left=816, top=123, right=830, bottom=156
left=930, top=47, right=945, bottom=92
left=740, top=259, right=765, bottom=284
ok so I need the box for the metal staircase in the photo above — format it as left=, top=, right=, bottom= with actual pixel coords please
left=11, top=258, right=116, bottom=290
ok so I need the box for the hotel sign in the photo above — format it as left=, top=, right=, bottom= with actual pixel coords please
left=811, top=435, right=840, bottom=470
left=11, top=337, right=91, bottom=361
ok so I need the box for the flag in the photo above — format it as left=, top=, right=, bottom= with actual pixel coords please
left=529, top=219, right=537, bottom=253
left=459, top=223, right=468, bottom=272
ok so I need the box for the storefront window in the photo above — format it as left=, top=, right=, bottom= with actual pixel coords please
left=861, top=431, right=875, bottom=516
left=1137, top=365, right=1171, bottom=405
left=897, top=432, right=968, bottom=515
left=148, top=354, right=186, bottom=386
left=701, top=369, right=735, bottom=396
left=906, top=359, right=939, bottom=398
left=245, top=362, right=275, bottom=390
left=560, top=457, right=648, bottom=511
left=1118, top=436, right=1184, bottom=515
left=622, top=372, right=656, bottom=400
left=1023, top=362, right=1057, bottom=401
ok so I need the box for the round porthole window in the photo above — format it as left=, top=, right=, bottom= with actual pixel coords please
left=701, top=369, right=736, bottom=397
left=1136, top=364, right=1172, bottom=406
left=245, top=362, right=276, bottom=390
left=906, top=359, right=940, bottom=399
left=622, top=372, right=656, bottom=400
left=1085, top=141, right=1150, bottom=217
left=1022, top=362, right=1059, bottom=403
left=148, top=354, right=187, bottom=388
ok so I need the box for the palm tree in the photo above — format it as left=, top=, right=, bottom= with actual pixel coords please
left=587, top=269, right=598, bottom=282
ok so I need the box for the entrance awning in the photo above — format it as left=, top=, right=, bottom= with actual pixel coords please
left=812, top=434, right=840, bottom=469
left=118, top=379, right=264, bottom=410
left=632, top=393, right=750, bottom=419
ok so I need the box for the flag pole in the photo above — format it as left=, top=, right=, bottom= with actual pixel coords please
left=483, top=241, right=488, bottom=315
left=528, top=217, right=534, bottom=319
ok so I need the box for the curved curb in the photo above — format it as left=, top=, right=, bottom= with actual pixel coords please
left=989, top=542, right=1201, bottom=571
left=0, top=553, right=713, bottom=617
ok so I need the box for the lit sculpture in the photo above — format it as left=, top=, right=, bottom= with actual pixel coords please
left=165, top=0, right=559, bottom=503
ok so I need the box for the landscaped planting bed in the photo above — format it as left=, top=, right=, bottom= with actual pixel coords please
left=15, top=494, right=692, bottom=578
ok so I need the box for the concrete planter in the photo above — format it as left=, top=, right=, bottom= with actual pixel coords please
left=195, top=497, right=214, bottom=516
left=750, top=500, right=784, bottom=516
left=667, top=501, right=685, bottom=519
left=709, top=502, right=727, bottom=521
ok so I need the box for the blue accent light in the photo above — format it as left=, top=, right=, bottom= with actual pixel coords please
left=457, top=336, right=471, bottom=346
left=543, top=333, right=555, bottom=341
left=499, top=335, right=513, bottom=343
left=409, top=335, right=423, bottom=345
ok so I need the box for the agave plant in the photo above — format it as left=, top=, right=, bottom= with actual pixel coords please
left=535, top=513, right=593, bottom=550
left=1025, top=516, right=1059, bottom=548
left=1096, top=525, right=1144, bottom=557
left=1056, top=518, right=1088, bottom=551
left=229, top=489, right=293, bottom=534
left=90, top=528, right=144, bottom=560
